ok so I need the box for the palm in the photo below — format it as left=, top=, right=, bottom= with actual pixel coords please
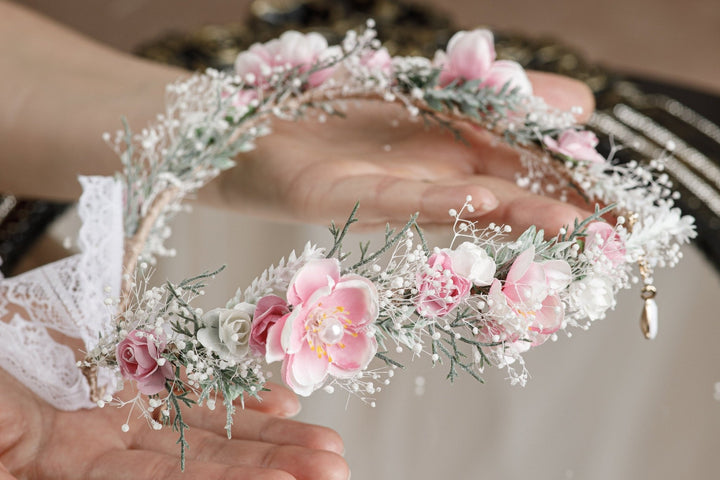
left=0, top=369, right=347, bottom=480
left=217, top=72, right=594, bottom=234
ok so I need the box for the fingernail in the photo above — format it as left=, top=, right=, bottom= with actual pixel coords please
left=286, top=401, right=302, bottom=417
left=474, top=195, right=498, bottom=214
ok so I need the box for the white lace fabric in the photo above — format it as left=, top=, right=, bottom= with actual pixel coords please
left=0, top=177, right=124, bottom=410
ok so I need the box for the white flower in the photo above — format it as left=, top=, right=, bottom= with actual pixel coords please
left=445, top=242, right=496, bottom=286
left=570, top=276, right=616, bottom=321
left=197, top=305, right=254, bottom=361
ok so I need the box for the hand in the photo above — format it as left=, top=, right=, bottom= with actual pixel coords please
left=0, top=369, right=348, bottom=480
left=208, top=72, right=595, bottom=234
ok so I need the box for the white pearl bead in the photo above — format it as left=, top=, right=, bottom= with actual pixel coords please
left=318, top=317, right=345, bottom=345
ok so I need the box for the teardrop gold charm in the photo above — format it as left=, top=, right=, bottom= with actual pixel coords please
left=640, top=285, right=658, bottom=339
left=641, top=297, right=658, bottom=339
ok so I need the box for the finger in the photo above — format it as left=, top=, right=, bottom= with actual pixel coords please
left=527, top=71, right=595, bottom=122
left=85, top=449, right=297, bottom=480
left=435, top=175, right=593, bottom=235
left=131, top=429, right=349, bottom=480
left=180, top=406, right=344, bottom=455
left=293, top=164, right=499, bottom=225
left=0, top=462, right=16, bottom=480
left=359, top=174, right=588, bottom=235
left=242, top=383, right=301, bottom=417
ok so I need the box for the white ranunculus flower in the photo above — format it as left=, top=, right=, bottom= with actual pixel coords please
left=570, top=276, right=616, bottom=321
left=446, top=242, right=496, bottom=286
left=197, top=304, right=254, bottom=361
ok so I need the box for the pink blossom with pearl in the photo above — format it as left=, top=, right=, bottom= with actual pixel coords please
left=265, top=259, right=379, bottom=396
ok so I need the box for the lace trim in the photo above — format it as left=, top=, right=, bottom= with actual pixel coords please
left=0, top=177, right=124, bottom=410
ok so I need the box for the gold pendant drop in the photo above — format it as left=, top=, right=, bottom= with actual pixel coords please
left=640, top=285, right=658, bottom=340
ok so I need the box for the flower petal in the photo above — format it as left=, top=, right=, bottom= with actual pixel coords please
left=328, top=277, right=379, bottom=327
left=287, top=258, right=340, bottom=305
left=283, top=347, right=329, bottom=397
left=265, top=314, right=289, bottom=363
left=505, top=246, right=535, bottom=284
left=327, top=332, right=377, bottom=378
left=542, top=260, right=572, bottom=292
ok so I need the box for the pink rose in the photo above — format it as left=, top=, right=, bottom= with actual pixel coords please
left=265, top=259, right=379, bottom=396
left=585, top=222, right=626, bottom=266
left=543, top=130, right=606, bottom=163
left=415, top=250, right=472, bottom=317
left=117, top=330, right=174, bottom=395
left=435, top=29, right=495, bottom=86
left=250, top=295, right=290, bottom=356
left=234, top=31, right=339, bottom=88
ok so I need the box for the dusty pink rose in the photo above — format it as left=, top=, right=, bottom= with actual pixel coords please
left=543, top=130, right=605, bottom=163
left=250, top=295, right=290, bottom=356
left=500, top=247, right=571, bottom=344
left=234, top=31, right=339, bottom=88
left=117, top=330, right=173, bottom=395
left=415, top=250, right=472, bottom=317
left=361, top=47, right=393, bottom=76
left=585, top=222, right=626, bottom=266
left=265, top=259, right=379, bottom=396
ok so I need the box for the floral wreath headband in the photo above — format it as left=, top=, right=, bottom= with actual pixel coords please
left=0, top=23, right=695, bottom=467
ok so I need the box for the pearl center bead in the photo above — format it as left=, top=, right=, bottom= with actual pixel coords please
left=318, top=317, right=344, bottom=345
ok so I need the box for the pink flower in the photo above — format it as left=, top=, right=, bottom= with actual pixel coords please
left=434, top=29, right=532, bottom=95
left=415, top=249, right=472, bottom=317
left=234, top=31, right=339, bottom=88
left=250, top=295, right=290, bottom=356
left=499, top=247, right=571, bottom=344
left=265, top=259, right=379, bottom=396
left=483, top=60, right=533, bottom=95
left=585, top=222, right=626, bottom=266
left=543, top=130, right=606, bottom=163
left=361, top=47, right=393, bottom=76
left=435, top=29, right=495, bottom=86
left=117, top=330, right=174, bottom=395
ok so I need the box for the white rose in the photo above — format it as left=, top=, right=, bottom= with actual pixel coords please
left=446, top=242, right=496, bottom=286
left=570, top=276, right=616, bottom=320
left=197, top=304, right=254, bottom=361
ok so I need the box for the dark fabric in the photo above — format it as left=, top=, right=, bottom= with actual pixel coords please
left=0, top=199, right=68, bottom=276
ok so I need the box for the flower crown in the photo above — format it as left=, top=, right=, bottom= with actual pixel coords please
left=0, top=22, right=695, bottom=468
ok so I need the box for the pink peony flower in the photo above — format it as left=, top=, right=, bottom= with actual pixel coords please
left=117, top=330, right=174, bottom=395
left=435, top=29, right=495, bottom=86
left=585, top=222, right=626, bottom=266
left=234, top=31, right=339, bottom=88
left=543, top=130, right=606, bottom=163
left=434, top=29, right=532, bottom=95
left=499, top=247, right=571, bottom=344
left=415, top=249, right=472, bottom=317
left=250, top=295, right=290, bottom=356
left=265, top=259, right=379, bottom=396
